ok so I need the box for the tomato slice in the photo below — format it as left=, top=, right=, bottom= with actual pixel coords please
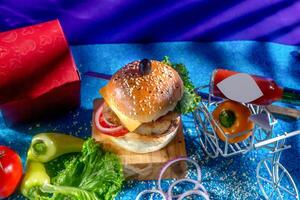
left=95, top=106, right=129, bottom=137
left=108, top=128, right=129, bottom=137
left=99, top=114, right=117, bottom=128
left=99, top=115, right=111, bottom=128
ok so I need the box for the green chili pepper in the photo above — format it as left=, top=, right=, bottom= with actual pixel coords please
left=20, top=161, right=50, bottom=198
left=20, top=138, right=124, bottom=200
left=27, top=133, right=84, bottom=163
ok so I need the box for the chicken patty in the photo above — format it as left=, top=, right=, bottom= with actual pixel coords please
left=135, top=112, right=179, bottom=135
left=102, top=102, right=179, bottom=135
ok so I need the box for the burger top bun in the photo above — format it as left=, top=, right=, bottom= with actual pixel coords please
left=100, top=59, right=184, bottom=123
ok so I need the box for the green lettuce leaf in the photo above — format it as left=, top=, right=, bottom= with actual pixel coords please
left=50, top=138, right=124, bottom=200
left=27, top=138, right=124, bottom=200
left=162, top=56, right=200, bottom=114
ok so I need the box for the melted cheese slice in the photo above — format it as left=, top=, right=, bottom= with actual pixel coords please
left=100, top=87, right=141, bottom=132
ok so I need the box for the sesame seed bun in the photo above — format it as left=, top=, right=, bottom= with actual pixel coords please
left=100, top=60, right=184, bottom=124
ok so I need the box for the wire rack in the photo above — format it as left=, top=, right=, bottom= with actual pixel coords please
left=193, top=85, right=300, bottom=200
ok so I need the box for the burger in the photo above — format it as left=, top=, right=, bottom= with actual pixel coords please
left=93, top=58, right=199, bottom=153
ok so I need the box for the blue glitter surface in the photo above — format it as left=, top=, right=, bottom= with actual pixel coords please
left=1, top=41, right=300, bottom=200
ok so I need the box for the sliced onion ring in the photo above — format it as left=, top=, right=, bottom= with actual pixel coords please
left=135, top=189, right=166, bottom=200
left=135, top=157, right=209, bottom=199
left=102, top=113, right=117, bottom=127
left=178, top=189, right=210, bottom=200
left=167, top=178, right=208, bottom=199
left=158, top=157, right=202, bottom=192
left=94, top=103, right=124, bottom=133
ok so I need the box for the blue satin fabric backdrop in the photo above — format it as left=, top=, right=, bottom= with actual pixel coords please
left=1, top=0, right=300, bottom=45
left=1, top=41, right=299, bottom=199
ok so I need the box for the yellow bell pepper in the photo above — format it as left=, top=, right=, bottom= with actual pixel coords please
left=212, top=100, right=254, bottom=143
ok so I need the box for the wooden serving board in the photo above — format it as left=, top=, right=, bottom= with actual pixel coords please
left=92, top=99, right=187, bottom=180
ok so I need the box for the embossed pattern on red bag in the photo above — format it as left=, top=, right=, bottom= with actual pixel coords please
left=0, top=20, right=78, bottom=104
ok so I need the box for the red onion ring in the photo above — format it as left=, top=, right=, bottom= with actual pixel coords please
left=94, top=103, right=124, bottom=133
left=135, top=189, right=166, bottom=200
left=167, top=178, right=208, bottom=199
left=102, top=113, right=117, bottom=127
left=135, top=156, right=209, bottom=199
left=178, top=190, right=210, bottom=200
left=158, top=157, right=202, bottom=192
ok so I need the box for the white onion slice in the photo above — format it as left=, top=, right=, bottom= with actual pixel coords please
left=94, top=103, right=124, bottom=134
left=178, top=189, right=210, bottom=200
left=158, top=157, right=202, bottom=192
left=167, top=178, right=208, bottom=199
left=135, top=189, right=166, bottom=200
left=135, top=155, right=209, bottom=199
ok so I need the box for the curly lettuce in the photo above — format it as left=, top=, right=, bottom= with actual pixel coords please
left=24, top=138, right=124, bottom=200
left=162, top=56, right=200, bottom=114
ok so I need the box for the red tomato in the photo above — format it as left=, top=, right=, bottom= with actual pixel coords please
left=99, top=115, right=116, bottom=128
left=0, top=146, right=23, bottom=199
left=108, top=128, right=129, bottom=137
left=99, top=115, right=129, bottom=137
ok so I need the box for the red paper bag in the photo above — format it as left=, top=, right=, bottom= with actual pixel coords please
left=0, top=20, right=80, bottom=125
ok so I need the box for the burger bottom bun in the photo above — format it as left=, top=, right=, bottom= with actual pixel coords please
left=94, top=117, right=180, bottom=154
